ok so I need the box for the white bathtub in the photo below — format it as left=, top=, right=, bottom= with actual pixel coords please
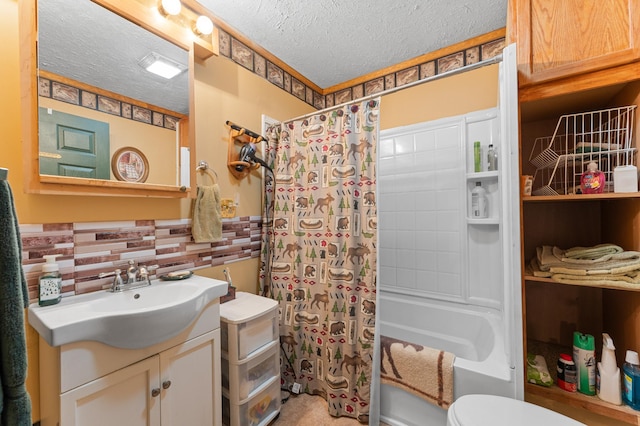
left=377, top=292, right=517, bottom=426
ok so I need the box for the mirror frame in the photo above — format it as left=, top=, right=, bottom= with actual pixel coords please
left=19, top=0, right=217, bottom=197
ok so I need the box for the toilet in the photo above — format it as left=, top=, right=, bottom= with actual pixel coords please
left=447, top=394, right=586, bottom=426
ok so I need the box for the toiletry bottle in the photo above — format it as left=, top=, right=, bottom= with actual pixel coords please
left=623, top=350, right=640, bottom=410
left=39, top=254, right=62, bottom=306
left=573, top=331, right=596, bottom=395
left=557, top=353, right=577, bottom=392
left=473, top=141, right=481, bottom=172
left=471, top=182, right=488, bottom=218
left=487, top=143, right=498, bottom=171
left=581, top=161, right=605, bottom=194
left=597, top=333, right=622, bottom=405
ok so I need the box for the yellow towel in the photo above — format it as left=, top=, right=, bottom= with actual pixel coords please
left=192, top=184, right=222, bottom=243
left=380, top=335, right=455, bottom=409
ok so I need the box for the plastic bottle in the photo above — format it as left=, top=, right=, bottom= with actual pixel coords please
left=557, top=353, right=577, bottom=392
left=487, top=143, right=498, bottom=171
left=39, top=254, right=62, bottom=306
left=471, top=182, right=488, bottom=218
left=573, top=332, right=596, bottom=395
left=623, top=350, right=640, bottom=410
left=597, top=333, right=621, bottom=405
left=473, top=141, right=481, bottom=172
left=580, top=161, right=605, bottom=194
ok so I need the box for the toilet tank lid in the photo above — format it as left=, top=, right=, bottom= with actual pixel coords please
left=448, top=395, right=586, bottom=426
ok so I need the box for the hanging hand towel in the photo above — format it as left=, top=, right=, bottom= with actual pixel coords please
left=0, top=181, right=32, bottom=425
left=192, top=184, right=223, bottom=243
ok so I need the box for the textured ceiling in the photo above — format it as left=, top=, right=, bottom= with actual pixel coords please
left=38, top=0, right=189, bottom=114
left=38, top=0, right=507, bottom=114
left=196, top=0, right=508, bottom=88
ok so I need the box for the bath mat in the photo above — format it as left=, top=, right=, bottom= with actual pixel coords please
left=380, top=335, right=455, bottom=409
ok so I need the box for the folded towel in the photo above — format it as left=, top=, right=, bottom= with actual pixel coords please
left=380, top=335, right=454, bottom=409
left=0, top=181, right=32, bottom=425
left=192, top=185, right=222, bottom=243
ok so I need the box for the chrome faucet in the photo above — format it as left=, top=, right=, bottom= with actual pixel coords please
left=99, top=261, right=159, bottom=292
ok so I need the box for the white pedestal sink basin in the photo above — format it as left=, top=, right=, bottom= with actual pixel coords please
left=28, top=275, right=229, bottom=349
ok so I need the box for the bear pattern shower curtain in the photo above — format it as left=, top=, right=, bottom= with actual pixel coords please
left=260, top=98, right=379, bottom=422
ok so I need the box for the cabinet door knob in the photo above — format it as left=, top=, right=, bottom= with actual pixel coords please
left=151, top=388, right=161, bottom=397
left=162, top=380, right=172, bottom=390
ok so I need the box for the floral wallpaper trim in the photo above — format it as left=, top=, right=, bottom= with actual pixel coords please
left=20, top=216, right=261, bottom=304
left=217, top=28, right=505, bottom=110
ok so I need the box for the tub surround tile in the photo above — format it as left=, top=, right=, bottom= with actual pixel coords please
left=20, top=216, right=262, bottom=303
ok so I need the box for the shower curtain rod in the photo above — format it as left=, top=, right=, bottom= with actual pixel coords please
left=286, top=53, right=503, bottom=123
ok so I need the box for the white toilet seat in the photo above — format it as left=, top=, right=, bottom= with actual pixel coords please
left=446, top=394, right=586, bottom=426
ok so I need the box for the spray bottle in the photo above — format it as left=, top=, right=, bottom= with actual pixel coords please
left=39, top=254, right=62, bottom=306
left=597, top=333, right=621, bottom=405
left=573, top=332, right=596, bottom=395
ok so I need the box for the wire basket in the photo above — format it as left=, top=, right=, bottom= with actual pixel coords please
left=528, top=105, right=637, bottom=196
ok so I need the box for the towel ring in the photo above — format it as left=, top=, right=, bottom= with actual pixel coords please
left=196, top=160, right=218, bottom=184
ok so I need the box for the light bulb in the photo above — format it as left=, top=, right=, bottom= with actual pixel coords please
left=194, top=15, right=214, bottom=36
left=159, top=0, right=181, bottom=16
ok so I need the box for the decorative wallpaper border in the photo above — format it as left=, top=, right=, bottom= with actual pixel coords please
left=20, top=216, right=261, bottom=304
left=38, top=76, right=183, bottom=131
left=217, top=28, right=505, bottom=110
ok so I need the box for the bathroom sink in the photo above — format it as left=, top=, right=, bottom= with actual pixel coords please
left=28, top=275, right=228, bottom=349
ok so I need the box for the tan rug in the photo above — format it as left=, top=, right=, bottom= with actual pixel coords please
left=380, top=335, right=455, bottom=409
left=275, top=393, right=384, bottom=425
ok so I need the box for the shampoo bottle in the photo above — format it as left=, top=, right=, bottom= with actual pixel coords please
left=623, top=350, right=640, bottom=410
left=597, top=333, right=622, bottom=405
left=487, top=143, right=498, bottom=171
left=471, top=182, right=488, bottom=218
left=39, top=254, right=62, bottom=306
left=573, top=332, right=596, bottom=395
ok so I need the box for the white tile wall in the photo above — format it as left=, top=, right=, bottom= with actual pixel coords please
left=379, top=109, right=504, bottom=307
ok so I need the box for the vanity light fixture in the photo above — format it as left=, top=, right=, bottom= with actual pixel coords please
left=138, top=52, right=187, bottom=79
left=158, top=0, right=182, bottom=16
left=193, top=15, right=214, bottom=36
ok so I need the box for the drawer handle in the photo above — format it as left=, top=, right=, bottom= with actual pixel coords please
left=162, top=380, right=172, bottom=390
left=151, top=388, right=161, bottom=397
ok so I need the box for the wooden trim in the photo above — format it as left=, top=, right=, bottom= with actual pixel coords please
left=94, top=0, right=217, bottom=60
left=203, top=11, right=323, bottom=93
left=38, top=70, right=187, bottom=119
left=519, top=61, right=640, bottom=103
left=323, top=28, right=506, bottom=94
left=37, top=175, right=189, bottom=197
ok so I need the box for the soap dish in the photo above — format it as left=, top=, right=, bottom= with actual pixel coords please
left=159, top=270, right=193, bottom=281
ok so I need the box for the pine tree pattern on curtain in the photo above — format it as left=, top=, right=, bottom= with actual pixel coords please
left=260, top=98, right=379, bottom=422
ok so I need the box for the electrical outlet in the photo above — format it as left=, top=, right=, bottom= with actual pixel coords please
left=291, top=382, right=301, bottom=394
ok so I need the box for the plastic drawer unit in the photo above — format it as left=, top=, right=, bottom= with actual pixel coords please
left=220, top=292, right=280, bottom=426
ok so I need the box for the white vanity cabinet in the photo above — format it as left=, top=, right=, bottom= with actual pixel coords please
left=220, top=292, right=280, bottom=426
left=38, top=300, right=222, bottom=426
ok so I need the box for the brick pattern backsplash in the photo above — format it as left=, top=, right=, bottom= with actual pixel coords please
left=20, top=216, right=261, bottom=304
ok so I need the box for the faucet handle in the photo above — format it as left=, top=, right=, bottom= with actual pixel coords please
left=99, top=268, right=124, bottom=291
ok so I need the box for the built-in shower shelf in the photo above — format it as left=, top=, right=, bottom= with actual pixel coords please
left=466, top=218, right=499, bottom=225
left=526, top=383, right=640, bottom=425
left=466, top=170, right=499, bottom=180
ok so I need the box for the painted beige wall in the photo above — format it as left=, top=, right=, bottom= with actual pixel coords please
left=39, top=97, right=178, bottom=185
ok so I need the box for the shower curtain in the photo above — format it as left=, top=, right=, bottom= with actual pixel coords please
left=260, top=98, right=380, bottom=422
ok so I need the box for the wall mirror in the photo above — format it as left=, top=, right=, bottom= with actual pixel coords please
left=19, top=0, right=214, bottom=197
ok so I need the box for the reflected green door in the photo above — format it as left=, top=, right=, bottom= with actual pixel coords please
left=39, top=107, right=110, bottom=179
